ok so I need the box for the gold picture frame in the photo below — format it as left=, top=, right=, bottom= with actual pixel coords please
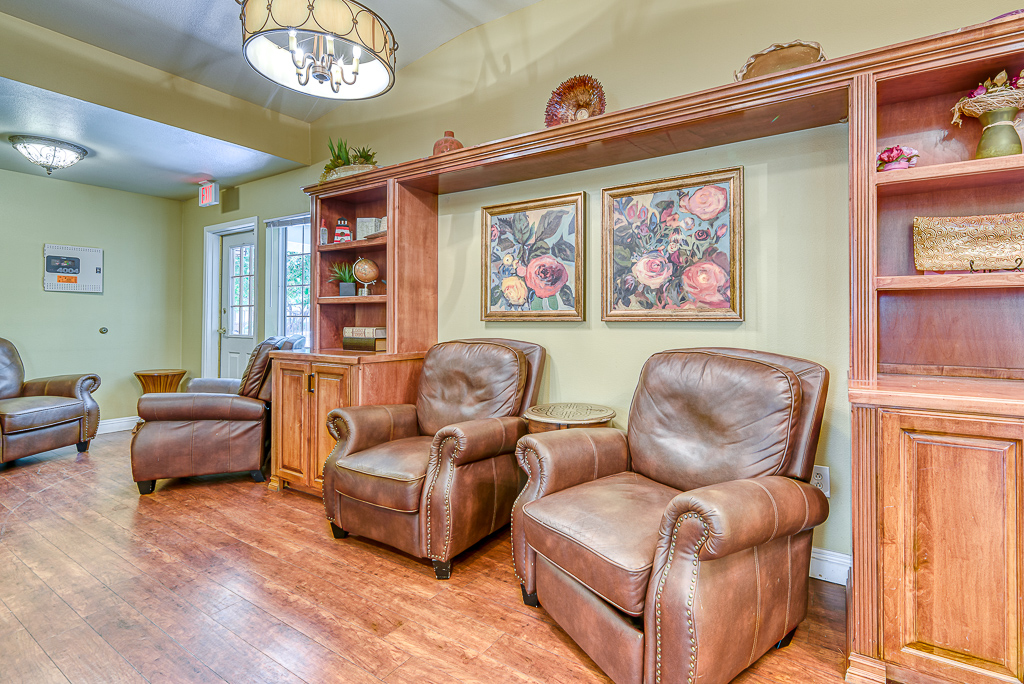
left=481, top=192, right=585, bottom=321
left=602, top=167, right=743, bottom=321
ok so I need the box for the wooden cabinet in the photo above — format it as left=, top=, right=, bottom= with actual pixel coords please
left=879, top=409, right=1023, bottom=684
left=268, top=351, right=424, bottom=496
left=846, top=26, right=1024, bottom=684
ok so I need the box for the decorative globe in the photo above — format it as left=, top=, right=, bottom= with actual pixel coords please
left=352, top=257, right=380, bottom=285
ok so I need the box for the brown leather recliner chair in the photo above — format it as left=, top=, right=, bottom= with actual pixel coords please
left=0, top=338, right=101, bottom=464
left=513, top=348, right=829, bottom=684
left=323, top=338, right=546, bottom=579
left=130, top=335, right=304, bottom=494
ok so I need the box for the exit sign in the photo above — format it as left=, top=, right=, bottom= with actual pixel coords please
left=199, top=181, right=220, bottom=207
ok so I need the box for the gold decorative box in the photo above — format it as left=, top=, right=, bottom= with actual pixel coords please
left=913, top=213, right=1024, bottom=271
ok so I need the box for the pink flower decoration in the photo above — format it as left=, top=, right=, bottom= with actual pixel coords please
left=968, top=85, right=987, bottom=98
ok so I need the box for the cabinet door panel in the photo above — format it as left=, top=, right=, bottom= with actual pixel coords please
left=273, top=361, right=310, bottom=483
left=311, top=363, right=350, bottom=489
left=881, top=410, right=1023, bottom=684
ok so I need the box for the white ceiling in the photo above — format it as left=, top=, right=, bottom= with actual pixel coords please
left=0, top=77, right=302, bottom=199
left=0, top=0, right=544, bottom=122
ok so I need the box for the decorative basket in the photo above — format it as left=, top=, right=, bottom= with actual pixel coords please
left=913, top=213, right=1024, bottom=271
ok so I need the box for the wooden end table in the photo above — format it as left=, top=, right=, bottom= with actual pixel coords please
left=524, top=402, right=616, bottom=433
left=134, top=369, right=187, bottom=394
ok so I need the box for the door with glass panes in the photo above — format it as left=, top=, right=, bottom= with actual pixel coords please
left=220, top=230, right=257, bottom=378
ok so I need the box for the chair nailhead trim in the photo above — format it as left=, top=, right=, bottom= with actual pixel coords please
left=510, top=447, right=537, bottom=585
left=655, top=512, right=709, bottom=684
left=425, top=435, right=456, bottom=561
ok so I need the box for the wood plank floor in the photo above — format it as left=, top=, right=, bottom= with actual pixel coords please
left=0, top=432, right=849, bottom=683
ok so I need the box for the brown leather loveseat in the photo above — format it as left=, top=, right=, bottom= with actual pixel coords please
left=0, top=337, right=101, bottom=464
left=323, top=338, right=545, bottom=579
left=513, top=348, right=829, bottom=684
left=130, top=335, right=303, bottom=494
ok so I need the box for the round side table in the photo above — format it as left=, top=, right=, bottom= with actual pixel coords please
left=524, top=402, right=616, bottom=434
left=134, top=369, right=187, bottom=394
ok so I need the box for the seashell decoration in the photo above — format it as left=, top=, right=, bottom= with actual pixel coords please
left=544, top=75, right=606, bottom=127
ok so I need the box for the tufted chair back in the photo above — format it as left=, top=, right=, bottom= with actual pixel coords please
left=627, top=349, right=810, bottom=492
left=415, top=339, right=529, bottom=436
left=0, top=338, right=24, bottom=400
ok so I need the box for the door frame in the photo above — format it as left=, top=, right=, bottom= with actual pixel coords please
left=202, top=216, right=259, bottom=378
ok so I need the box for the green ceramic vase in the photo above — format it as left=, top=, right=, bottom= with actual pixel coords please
left=975, top=107, right=1022, bottom=159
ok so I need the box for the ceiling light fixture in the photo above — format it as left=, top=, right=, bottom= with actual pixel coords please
left=238, top=0, right=398, bottom=100
left=9, top=135, right=89, bottom=175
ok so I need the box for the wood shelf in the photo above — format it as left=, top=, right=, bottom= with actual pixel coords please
left=319, top=236, right=388, bottom=252
left=317, top=295, right=387, bottom=305
left=874, top=155, right=1024, bottom=197
left=848, top=373, right=1024, bottom=417
left=875, top=273, right=1024, bottom=290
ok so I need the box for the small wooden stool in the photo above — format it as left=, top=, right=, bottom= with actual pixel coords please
left=524, top=402, right=616, bottom=433
left=134, top=369, right=187, bottom=394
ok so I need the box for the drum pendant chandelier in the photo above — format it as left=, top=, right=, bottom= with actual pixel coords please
left=239, top=0, right=398, bottom=100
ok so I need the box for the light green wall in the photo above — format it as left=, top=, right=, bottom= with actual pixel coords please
left=0, top=168, right=183, bottom=419
left=177, top=0, right=1014, bottom=557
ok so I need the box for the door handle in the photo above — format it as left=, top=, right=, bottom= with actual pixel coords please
left=307, top=373, right=315, bottom=393
left=217, top=327, right=227, bottom=335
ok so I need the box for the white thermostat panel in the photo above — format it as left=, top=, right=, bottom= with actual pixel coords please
left=43, top=244, right=103, bottom=293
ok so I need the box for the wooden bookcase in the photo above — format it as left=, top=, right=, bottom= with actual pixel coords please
left=264, top=17, right=1024, bottom=682
left=846, top=41, right=1024, bottom=684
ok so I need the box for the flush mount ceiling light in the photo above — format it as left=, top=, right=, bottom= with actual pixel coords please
left=238, top=0, right=398, bottom=100
left=9, top=135, right=89, bottom=175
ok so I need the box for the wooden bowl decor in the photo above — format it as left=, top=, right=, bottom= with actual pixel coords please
left=544, top=75, right=606, bottom=127
left=951, top=69, right=1024, bottom=159
left=913, top=213, right=1024, bottom=272
left=734, top=40, right=826, bottom=81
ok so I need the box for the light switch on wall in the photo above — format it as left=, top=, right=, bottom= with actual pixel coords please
left=811, top=465, right=830, bottom=498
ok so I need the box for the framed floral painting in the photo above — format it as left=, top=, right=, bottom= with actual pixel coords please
left=602, top=167, right=743, bottom=321
left=482, top=192, right=585, bottom=321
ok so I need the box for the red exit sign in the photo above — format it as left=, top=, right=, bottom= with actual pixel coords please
left=199, top=181, right=220, bottom=207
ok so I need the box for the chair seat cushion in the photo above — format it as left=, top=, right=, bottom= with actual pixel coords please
left=523, top=472, right=680, bottom=616
left=0, top=396, right=84, bottom=434
left=330, top=436, right=433, bottom=513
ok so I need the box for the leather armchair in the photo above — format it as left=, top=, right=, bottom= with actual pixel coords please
left=130, top=335, right=304, bottom=494
left=0, top=337, right=101, bottom=464
left=512, top=348, right=829, bottom=684
left=323, top=338, right=546, bottom=579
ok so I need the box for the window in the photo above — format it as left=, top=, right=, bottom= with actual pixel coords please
left=265, top=214, right=312, bottom=345
left=229, top=244, right=256, bottom=335
left=283, top=222, right=311, bottom=337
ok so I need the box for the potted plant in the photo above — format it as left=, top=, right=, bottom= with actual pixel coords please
left=320, top=138, right=378, bottom=183
left=328, top=261, right=357, bottom=297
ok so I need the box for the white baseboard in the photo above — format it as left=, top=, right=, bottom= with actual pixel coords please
left=810, top=547, right=852, bottom=586
left=96, top=416, right=140, bottom=434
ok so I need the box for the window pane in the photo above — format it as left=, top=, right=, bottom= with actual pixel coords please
left=286, top=255, right=305, bottom=286
left=302, top=254, right=310, bottom=284
left=241, top=246, right=252, bottom=275
left=232, top=278, right=241, bottom=305
left=232, top=248, right=240, bottom=276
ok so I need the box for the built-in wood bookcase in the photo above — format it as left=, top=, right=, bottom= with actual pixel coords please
left=847, top=37, right=1024, bottom=684
left=308, top=178, right=438, bottom=354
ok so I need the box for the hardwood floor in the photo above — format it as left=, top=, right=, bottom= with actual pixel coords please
left=0, top=432, right=849, bottom=683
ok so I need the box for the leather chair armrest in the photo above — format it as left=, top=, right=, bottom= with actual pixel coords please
left=21, top=374, right=101, bottom=400
left=513, top=427, right=629, bottom=595
left=657, top=476, right=828, bottom=561
left=430, top=416, right=526, bottom=467
left=137, top=393, right=265, bottom=422
left=186, top=377, right=241, bottom=394
left=325, top=404, right=419, bottom=458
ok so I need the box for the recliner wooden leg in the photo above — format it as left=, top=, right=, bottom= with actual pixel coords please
left=432, top=560, right=452, bottom=580
left=521, top=584, right=540, bottom=607
left=250, top=470, right=266, bottom=483
left=136, top=480, right=156, bottom=495
left=775, top=628, right=797, bottom=649
left=329, top=522, right=348, bottom=539
left=76, top=440, right=90, bottom=453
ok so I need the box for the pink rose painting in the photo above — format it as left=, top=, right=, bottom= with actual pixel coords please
left=483, top=193, right=584, bottom=321
left=604, top=168, right=743, bottom=320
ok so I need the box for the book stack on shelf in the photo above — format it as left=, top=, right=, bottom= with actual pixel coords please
left=342, top=326, right=386, bottom=352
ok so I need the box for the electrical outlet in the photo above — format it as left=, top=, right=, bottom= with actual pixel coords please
left=811, top=465, right=830, bottom=498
